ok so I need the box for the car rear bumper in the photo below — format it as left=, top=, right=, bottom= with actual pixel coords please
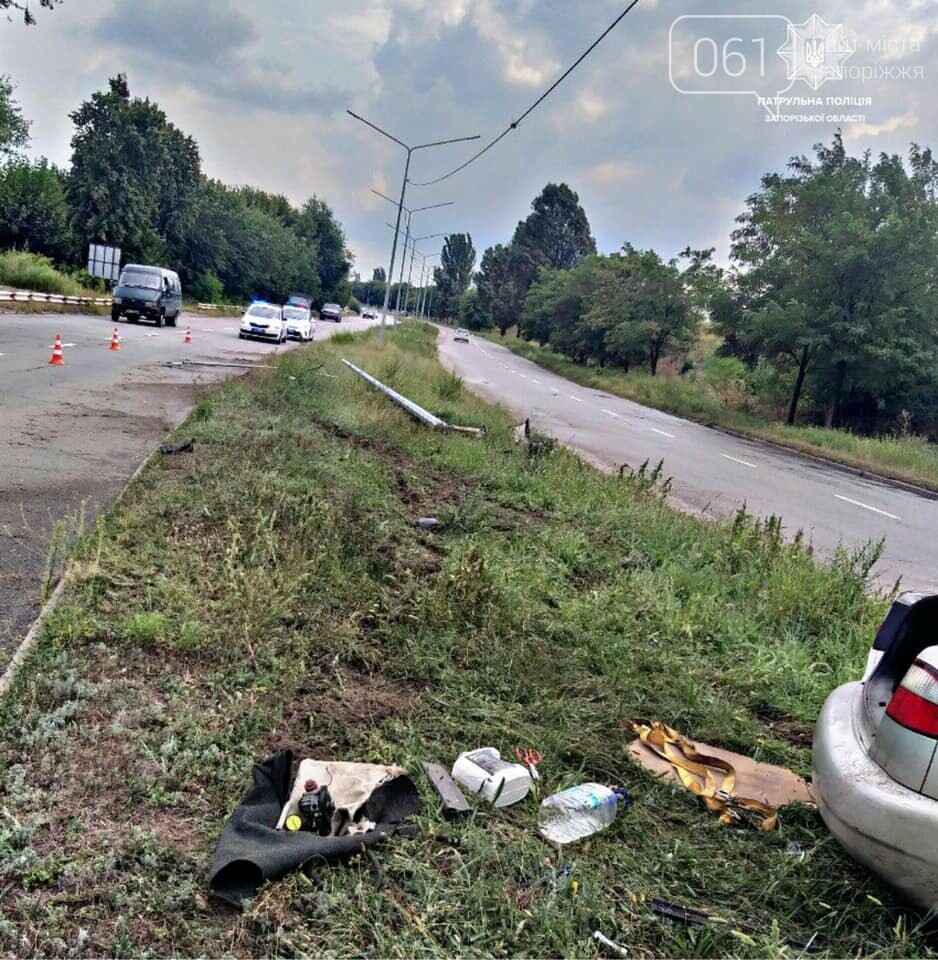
left=813, top=681, right=938, bottom=908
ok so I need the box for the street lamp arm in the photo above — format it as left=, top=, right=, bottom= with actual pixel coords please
left=412, top=134, right=481, bottom=151
left=346, top=110, right=409, bottom=150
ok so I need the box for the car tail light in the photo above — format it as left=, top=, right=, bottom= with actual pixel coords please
left=885, top=659, right=938, bottom=736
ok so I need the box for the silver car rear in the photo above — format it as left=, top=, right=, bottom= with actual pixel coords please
left=813, top=592, right=938, bottom=908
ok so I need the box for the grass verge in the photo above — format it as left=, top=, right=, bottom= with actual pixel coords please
left=0, top=251, right=102, bottom=298
left=0, top=322, right=928, bottom=958
left=487, top=334, right=938, bottom=494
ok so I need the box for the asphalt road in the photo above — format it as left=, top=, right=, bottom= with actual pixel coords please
left=0, top=309, right=376, bottom=661
left=438, top=332, right=938, bottom=593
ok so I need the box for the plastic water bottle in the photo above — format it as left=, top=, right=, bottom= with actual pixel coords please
left=538, top=783, right=628, bottom=844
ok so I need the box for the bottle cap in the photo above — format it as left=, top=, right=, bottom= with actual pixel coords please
left=305, top=779, right=317, bottom=791
left=285, top=814, right=303, bottom=831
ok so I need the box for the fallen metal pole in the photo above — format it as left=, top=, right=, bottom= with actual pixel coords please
left=162, top=360, right=273, bottom=370
left=342, top=358, right=446, bottom=428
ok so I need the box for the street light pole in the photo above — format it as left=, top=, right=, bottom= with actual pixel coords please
left=349, top=110, right=478, bottom=345
left=371, top=189, right=452, bottom=322
left=395, top=210, right=412, bottom=315
left=405, top=234, right=444, bottom=315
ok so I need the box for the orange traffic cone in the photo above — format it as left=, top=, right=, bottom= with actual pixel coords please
left=109, top=328, right=121, bottom=351
left=184, top=325, right=192, bottom=345
left=49, top=333, right=64, bottom=366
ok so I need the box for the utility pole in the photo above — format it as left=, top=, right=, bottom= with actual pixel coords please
left=349, top=110, right=477, bottom=345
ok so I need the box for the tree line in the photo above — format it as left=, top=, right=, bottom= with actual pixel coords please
left=0, top=73, right=351, bottom=304
left=457, top=137, right=938, bottom=437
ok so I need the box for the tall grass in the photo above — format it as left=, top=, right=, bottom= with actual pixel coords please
left=0, top=322, right=925, bottom=958
left=0, top=250, right=90, bottom=297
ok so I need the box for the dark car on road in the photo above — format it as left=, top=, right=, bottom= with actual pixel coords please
left=112, top=265, right=182, bottom=327
left=319, top=303, right=343, bottom=323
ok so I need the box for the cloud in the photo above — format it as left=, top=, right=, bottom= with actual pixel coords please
left=93, top=0, right=256, bottom=66
left=92, top=0, right=348, bottom=115
left=844, top=111, right=920, bottom=139
left=588, top=160, right=642, bottom=186
left=577, top=92, right=611, bottom=123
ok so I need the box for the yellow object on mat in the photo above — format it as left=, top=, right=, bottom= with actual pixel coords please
left=633, top=721, right=780, bottom=831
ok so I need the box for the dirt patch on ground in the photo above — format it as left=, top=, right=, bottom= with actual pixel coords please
left=302, top=668, right=419, bottom=727
left=277, top=668, right=420, bottom=751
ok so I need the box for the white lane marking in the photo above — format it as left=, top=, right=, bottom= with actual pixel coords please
left=531, top=378, right=541, bottom=384
left=224, top=326, right=235, bottom=332
left=551, top=389, right=559, bottom=396
left=570, top=395, right=583, bottom=403
left=49, top=343, right=76, bottom=348
left=834, top=495, right=901, bottom=521
left=721, top=453, right=758, bottom=469
left=651, top=428, right=675, bottom=439
left=519, top=373, right=528, bottom=379
left=146, top=332, right=160, bottom=337
left=601, top=409, right=620, bottom=419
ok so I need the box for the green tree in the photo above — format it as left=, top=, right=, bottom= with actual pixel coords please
left=0, top=158, right=70, bottom=259
left=476, top=243, right=532, bottom=336
left=67, top=75, right=200, bottom=262
left=372, top=266, right=386, bottom=283
left=521, top=257, right=606, bottom=362
left=721, top=133, right=938, bottom=427
left=295, top=196, right=351, bottom=301
left=457, top=288, right=491, bottom=331
left=433, top=233, right=476, bottom=318
left=588, top=247, right=697, bottom=375
left=512, top=182, right=596, bottom=271
left=0, top=75, right=29, bottom=158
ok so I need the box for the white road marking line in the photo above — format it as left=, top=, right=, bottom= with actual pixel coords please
left=601, top=409, right=620, bottom=419
left=721, top=453, right=757, bottom=469
left=519, top=373, right=528, bottom=379
left=531, top=378, right=541, bottom=384
left=49, top=343, right=76, bottom=348
left=570, top=395, right=583, bottom=403
left=834, top=495, right=901, bottom=521
left=651, top=428, right=675, bottom=439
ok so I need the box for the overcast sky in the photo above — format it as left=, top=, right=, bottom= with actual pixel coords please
left=1, top=0, right=935, bottom=278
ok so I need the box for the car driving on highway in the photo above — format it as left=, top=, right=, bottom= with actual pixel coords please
left=814, top=591, right=938, bottom=909
left=454, top=328, right=470, bottom=343
left=283, top=304, right=314, bottom=341
left=319, top=302, right=343, bottom=323
left=239, top=302, right=286, bottom=343
left=362, top=308, right=378, bottom=320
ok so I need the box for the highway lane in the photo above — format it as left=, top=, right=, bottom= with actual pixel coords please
left=438, top=331, right=938, bottom=593
left=0, top=309, right=375, bottom=660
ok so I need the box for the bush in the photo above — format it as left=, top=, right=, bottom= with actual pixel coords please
left=458, top=288, right=493, bottom=330
left=190, top=271, right=224, bottom=304
left=0, top=250, right=86, bottom=296
left=347, top=296, right=362, bottom=315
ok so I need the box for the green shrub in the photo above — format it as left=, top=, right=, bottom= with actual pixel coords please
left=347, top=296, right=362, bottom=315
left=0, top=250, right=86, bottom=296
left=190, top=271, right=224, bottom=304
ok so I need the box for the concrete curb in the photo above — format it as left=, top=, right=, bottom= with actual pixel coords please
left=0, top=573, right=74, bottom=700
left=0, top=442, right=163, bottom=703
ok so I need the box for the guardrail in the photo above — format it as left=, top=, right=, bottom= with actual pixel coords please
left=0, top=289, right=111, bottom=305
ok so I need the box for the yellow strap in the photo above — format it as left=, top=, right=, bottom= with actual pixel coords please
left=635, top=721, right=778, bottom=831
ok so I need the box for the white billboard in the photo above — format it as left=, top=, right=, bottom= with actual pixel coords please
left=87, top=244, right=121, bottom=283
